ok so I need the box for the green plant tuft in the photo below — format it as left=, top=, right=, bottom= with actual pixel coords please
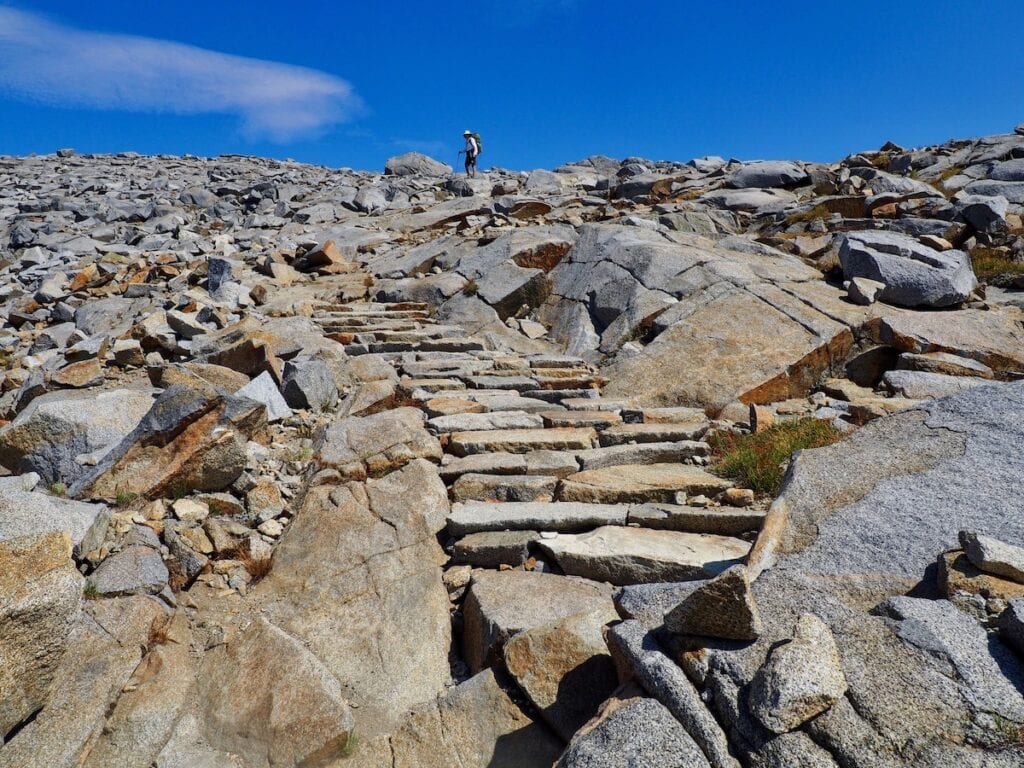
left=49, top=482, right=67, bottom=497
left=83, top=581, right=99, bottom=599
left=709, top=417, right=844, bottom=496
left=462, top=278, right=479, bottom=296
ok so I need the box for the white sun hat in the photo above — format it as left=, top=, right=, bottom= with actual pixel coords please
left=463, top=129, right=472, bottom=135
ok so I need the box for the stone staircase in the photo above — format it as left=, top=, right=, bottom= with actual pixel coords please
left=311, top=297, right=763, bottom=588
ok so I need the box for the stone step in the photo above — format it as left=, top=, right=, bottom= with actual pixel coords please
left=448, top=502, right=630, bottom=535
left=540, top=410, right=622, bottom=430
left=401, top=360, right=495, bottom=377
left=523, top=389, right=601, bottom=404
left=447, top=427, right=597, bottom=457
left=536, top=527, right=750, bottom=585
left=598, top=422, right=708, bottom=447
left=557, top=463, right=732, bottom=504
left=315, top=309, right=430, bottom=320
left=450, top=473, right=557, bottom=503
left=452, top=530, right=538, bottom=567
left=427, top=411, right=545, bottom=434
left=575, top=441, right=709, bottom=471
left=344, top=338, right=485, bottom=355
left=439, top=391, right=555, bottom=414
left=628, top=503, right=765, bottom=536
left=467, top=375, right=540, bottom=392
left=562, top=397, right=634, bottom=412
left=399, top=378, right=465, bottom=393
left=533, top=375, right=606, bottom=391
left=619, top=406, right=708, bottom=424
left=527, top=355, right=594, bottom=369
left=439, top=451, right=580, bottom=482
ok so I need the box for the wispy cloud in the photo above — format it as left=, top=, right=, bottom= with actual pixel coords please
left=0, top=7, right=362, bottom=141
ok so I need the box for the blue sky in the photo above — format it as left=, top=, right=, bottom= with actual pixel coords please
left=1, top=1, right=1023, bottom=171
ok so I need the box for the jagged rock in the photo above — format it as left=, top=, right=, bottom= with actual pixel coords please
left=847, top=276, right=885, bottom=305
left=0, top=389, right=154, bottom=485
left=0, top=532, right=83, bottom=739
left=748, top=614, right=848, bottom=733
left=235, top=371, right=291, bottom=422
left=606, top=620, right=739, bottom=768
left=198, top=616, right=354, bottom=767
left=839, top=231, right=977, bottom=307
left=1000, top=600, right=1024, bottom=657
left=70, top=385, right=266, bottom=501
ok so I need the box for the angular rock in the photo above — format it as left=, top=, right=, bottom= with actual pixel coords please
left=961, top=530, right=1024, bottom=584
left=606, top=620, right=738, bottom=768
left=452, top=530, right=537, bottom=567
left=748, top=613, right=847, bottom=733
left=235, top=371, right=292, bottom=422
left=0, top=531, right=83, bottom=738
left=664, top=565, right=762, bottom=641
left=281, top=357, right=337, bottom=412
left=504, top=607, right=620, bottom=740
left=70, top=385, right=265, bottom=500
left=0, top=476, right=110, bottom=555
left=462, top=569, right=613, bottom=673
left=839, top=231, right=976, bottom=308
left=313, top=407, right=442, bottom=480
left=0, top=389, right=154, bottom=485
left=87, top=545, right=168, bottom=597
left=199, top=616, right=354, bottom=767
left=556, top=694, right=712, bottom=768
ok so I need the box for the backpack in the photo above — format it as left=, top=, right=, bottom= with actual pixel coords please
left=471, top=133, right=483, bottom=155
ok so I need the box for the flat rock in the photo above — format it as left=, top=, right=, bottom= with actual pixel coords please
left=558, top=463, right=732, bottom=504
left=462, top=569, right=613, bottom=673
left=450, top=472, right=557, bottom=502
left=839, top=230, right=977, bottom=308
left=882, top=369, right=991, bottom=399
left=598, top=421, right=707, bottom=446
left=538, top=526, right=750, bottom=585
left=448, top=501, right=629, bottom=535
left=575, top=441, right=709, bottom=471
left=452, top=530, right=538, bottom=567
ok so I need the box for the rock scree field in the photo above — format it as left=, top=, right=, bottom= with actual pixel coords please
left=1, top=130, right=1024, bottom=767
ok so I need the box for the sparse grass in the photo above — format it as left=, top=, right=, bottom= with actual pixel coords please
left=147, top=615, right=177, bottom=650
left=869, top=154, right=890, bottom=169
left=282, top=445, right=315, bottom=463
left=785, top=204, right=831, bottom=225
left=971, top=248, right=1024, bottom=283
left=168, top=481, right=189, bottom=501
left=939, top=165, right=964, bottom=181
left=83, top=581, right=99, bottom=600
left=709, top=418, right=844, bottom=496
left=239, top=551, right=273, bottom=583
left=338, top=732, right=359, bottom=759
left=49, top=482, right=67, bottom=497
left=114, top=488, right=141, bottom=508
left=462, top=278, right=479, bottom=296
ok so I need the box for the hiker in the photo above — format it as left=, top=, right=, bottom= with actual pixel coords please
left=461, top=130, right=480, bottom=178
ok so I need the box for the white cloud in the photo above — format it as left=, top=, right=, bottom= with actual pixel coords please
left=0, top=7, right=362, bottom=141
